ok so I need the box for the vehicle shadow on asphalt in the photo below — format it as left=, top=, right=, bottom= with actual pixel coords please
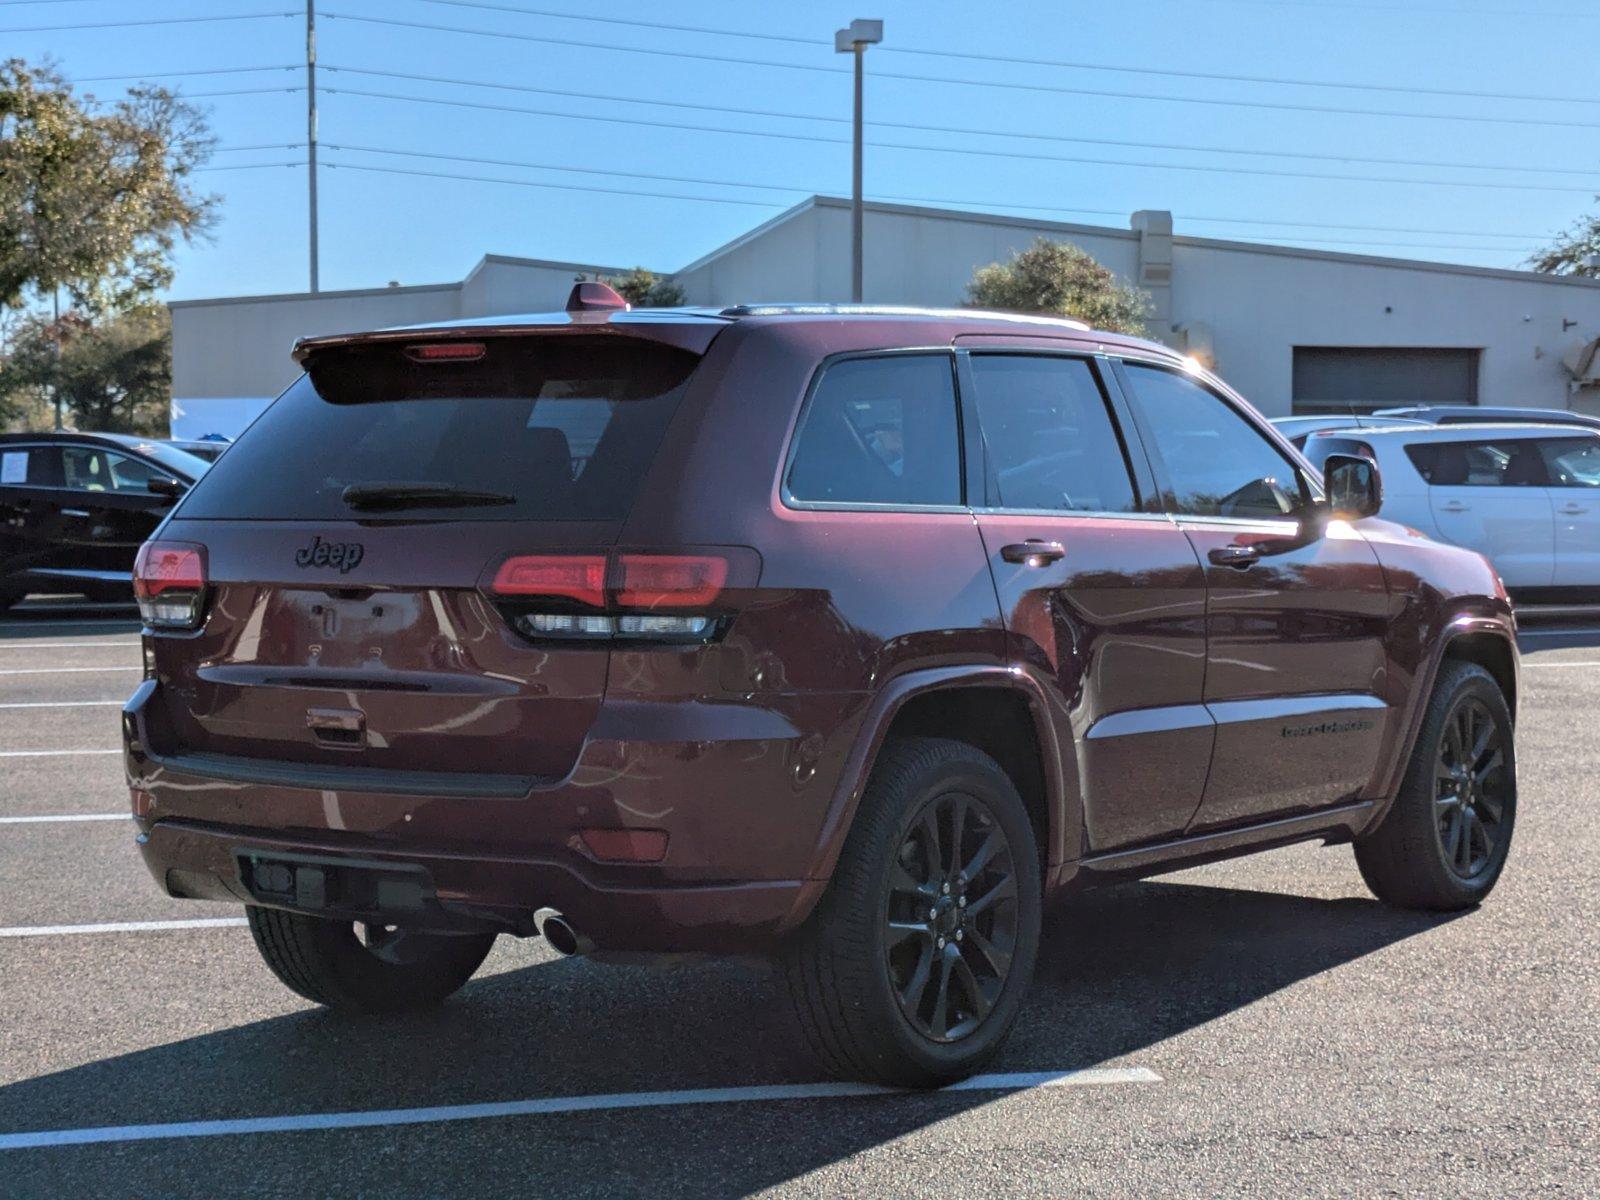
left=0, top=880, right=1461, bottom=1194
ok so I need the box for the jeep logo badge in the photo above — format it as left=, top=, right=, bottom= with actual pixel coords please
left=294, top=535, right=365, bottom=573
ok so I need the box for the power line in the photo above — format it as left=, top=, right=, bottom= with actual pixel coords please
left=322, top=142, right=1543, bottom=242
left=181, top=86, right=305, bottom=100
left=321, top=160, right=785, bottom=208
left=195, top=161, right=306, bottom=173
left=1183, top=0, right=1598, bottom=18
left=322, top=64, right=1600, bottom=180
left=0, top=11, right=294, bottom=33
left=320, top=11, right=1600, bottom=131
left=323, top=87, right=1600, bottom=195
left=72, top=65, right=299, bottom=84
left=316, top=162, right=1536, bottom=256
left=412, top=0, right=1600, bottom=107
left=415, top=0, right=818, bottom=48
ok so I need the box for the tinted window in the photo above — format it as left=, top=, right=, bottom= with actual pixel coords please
left=103, top=452, right=172, bottom=492
left=1122, top=364, right=1302, bottom=518
left=968, top=355, right=1138, bottom=513
left=62, top=446, right=113, bottom=492
left=0, top=445, right=62, bottom=488
left=178, top=337, right=699, bottom=521
left=1536, top=437, right=1600, bottom=488
left=1405, top=440, right=1548, bottom=487
left=60, top=447, right=182, bottom=493
left=117, top=441, right=210, bottom=479
left=787, top=355, right=961, bottom=506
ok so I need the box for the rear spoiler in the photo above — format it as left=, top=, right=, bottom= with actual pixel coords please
left=292, top=311, right=731, bottom=366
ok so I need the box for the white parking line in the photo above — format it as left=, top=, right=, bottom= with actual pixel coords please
left=0, top=617, right=137, bottom=628
left=0, top=666, right=140, bottom=676
left=0, top=917, right=248, bottom=939
left=0, top=750, right=120, bottom=758
left=0, top=1068, right=1161, bottom=1151
left=1521, top=661, right=1600, bottom=669
left=0, top=814, right=126, bottom=825
left=9, top=602, right=135, bottom=612
left=0, top=642, right=139, bottom=650
left=0, top=700, right=125, bottom=710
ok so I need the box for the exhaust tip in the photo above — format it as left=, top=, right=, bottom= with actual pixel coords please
left=533, top=907, right=593, bottom=957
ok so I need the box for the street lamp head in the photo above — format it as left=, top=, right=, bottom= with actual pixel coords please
left=834, top=18, right=884, bottom=51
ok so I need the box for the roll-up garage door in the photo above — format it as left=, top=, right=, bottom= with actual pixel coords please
left=1292, top=347, right=1479, bottom=415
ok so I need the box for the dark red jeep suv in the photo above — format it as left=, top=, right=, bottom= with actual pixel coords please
left=125, top=288, right=1519, bottom=1085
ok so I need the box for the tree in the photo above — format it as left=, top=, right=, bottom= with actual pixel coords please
left=0, top=305, right=170, bottom=433
left=966, top=238, right=1150, bottom=334
left=1, top=58, right=217, bottom=313
left=604, top=266, right=686, bottom=308
left=1529, top=212, right=1600, bottom=278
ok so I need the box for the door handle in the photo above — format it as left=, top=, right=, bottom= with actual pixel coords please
left=61, top=508, right=90, bottom=518
left=1208, top=543, right=1262, bottom=569
left=1438, top=501, right=1469, bottom=512
left=1559, top=504, right=1588, bottom=515
left=1000, top=539, right=1066, bottom=565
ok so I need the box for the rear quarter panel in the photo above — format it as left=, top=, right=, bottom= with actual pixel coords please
left=616, top=319, right=1009, bottom=881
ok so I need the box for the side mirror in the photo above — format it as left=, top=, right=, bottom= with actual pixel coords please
left=1323, top=453, right=1381, bottom=519
left=147, top=476, right=186, bottom=499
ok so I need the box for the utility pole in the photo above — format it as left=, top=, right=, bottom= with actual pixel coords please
left=51, top=288, right=62, bottom=430
left=306, top=0, right=320, bottom=292
left=834, top=19, right=882, bottom=304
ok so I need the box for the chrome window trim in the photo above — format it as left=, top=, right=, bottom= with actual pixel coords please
left=974, top=505, right=1175, bottom=524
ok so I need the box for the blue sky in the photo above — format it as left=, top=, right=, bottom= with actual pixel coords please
left=7, top=0, right=1600, bottom=301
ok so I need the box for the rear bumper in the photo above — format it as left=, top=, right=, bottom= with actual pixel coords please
left=137, top=819, right=817, bottom=950
left=123, top=679, right=858, bottom=953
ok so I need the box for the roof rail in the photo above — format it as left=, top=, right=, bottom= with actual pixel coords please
left=717, top=302, right=1089, bottom=329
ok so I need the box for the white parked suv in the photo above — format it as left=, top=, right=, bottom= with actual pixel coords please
left=1306, top=423, right=1600, bottom=602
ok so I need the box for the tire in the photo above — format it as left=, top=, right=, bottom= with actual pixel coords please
left=1355, top=661, right=1516, bottom=911
left=783, top=736, right=1042, bottom=1087
left=246, top=907, right=496, bottom=1013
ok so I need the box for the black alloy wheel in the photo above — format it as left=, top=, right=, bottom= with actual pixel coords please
left=885, top=792, right=1019, bottom=1044
left=1433, top=695, right=1510, bottom=880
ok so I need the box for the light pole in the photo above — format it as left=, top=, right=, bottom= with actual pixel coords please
left=835, top=19, right=882, bottom=304
left=306, top=0, right=320, bottom=293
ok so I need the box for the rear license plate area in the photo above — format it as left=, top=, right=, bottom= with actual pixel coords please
left=237, top=851, right=434, bottom=919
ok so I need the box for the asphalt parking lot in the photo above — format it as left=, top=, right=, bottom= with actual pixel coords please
left=0, top=602, right=1597, bottom=1198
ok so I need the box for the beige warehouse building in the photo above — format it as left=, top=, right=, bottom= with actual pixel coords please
left=169, top=195, right=1600, bottom=438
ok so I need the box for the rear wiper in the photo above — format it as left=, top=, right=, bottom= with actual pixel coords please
left=340, top=482, right=516, bottom=511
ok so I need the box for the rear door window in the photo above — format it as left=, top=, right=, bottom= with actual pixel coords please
left=1536, top=437, right=1600, bottom=487
left=786, top=354, right=961, bottom=507
left=967, top=355, right=1140, bottom=514
left=1405, top=440, right=1550, bottom=487
left=177, top=337, right=700, bottom=521
left=0, top=446, right=62, bottom=488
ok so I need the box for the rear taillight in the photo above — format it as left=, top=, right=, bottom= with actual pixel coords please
left=487, top=551, right=730, bottom=643
left=615, top=554, right=728, bottom=608
left=132, top=540, right=208, bottom=630
left=490, top=555, right=607, bottom=607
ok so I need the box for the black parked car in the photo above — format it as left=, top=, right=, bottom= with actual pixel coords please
left=162, top=437, right=233, bottom=463
left=0, top=432, right=209, bottom=611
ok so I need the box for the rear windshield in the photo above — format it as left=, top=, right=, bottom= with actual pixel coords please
left=176, top=336, right=699, bottom=521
